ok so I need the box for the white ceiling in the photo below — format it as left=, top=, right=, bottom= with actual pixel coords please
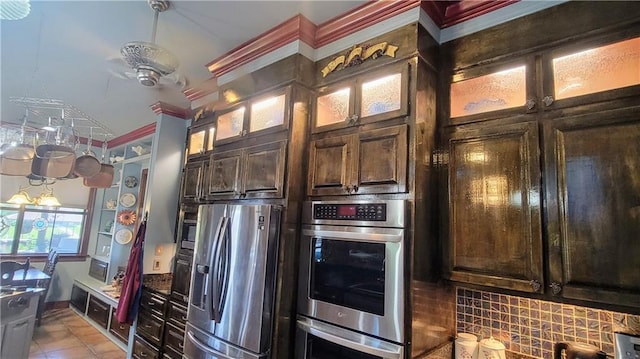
left=1, top=0, right=367, bottom=139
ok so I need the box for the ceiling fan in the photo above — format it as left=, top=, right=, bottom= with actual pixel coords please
left=107, top=0, right=186, bottom=89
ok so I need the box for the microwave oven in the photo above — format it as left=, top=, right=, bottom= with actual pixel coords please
left=181, top=219, right=197, bottom=249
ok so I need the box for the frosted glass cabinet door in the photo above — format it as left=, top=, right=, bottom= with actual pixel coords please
left=215, top=106, right=246, bottom=142
left=249, top=92, right=287, bottom=133
left=312, top=62, right=409, bottom=133
left=450, top=65, right=527, bottom=118
left=552, top=37, right=640, bottom=100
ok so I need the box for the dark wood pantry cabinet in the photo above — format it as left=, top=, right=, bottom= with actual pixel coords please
left=445, top=119, right=543, bottom=293
left=441, top=1, right=640, bottom=311
left=543, top=107, right=640, bottom=308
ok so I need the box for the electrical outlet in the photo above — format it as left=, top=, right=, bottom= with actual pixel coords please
left=153, top=259, right=161, bottom=271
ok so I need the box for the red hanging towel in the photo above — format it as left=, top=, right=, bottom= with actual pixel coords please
left=115, top=219, right=147, bottom=324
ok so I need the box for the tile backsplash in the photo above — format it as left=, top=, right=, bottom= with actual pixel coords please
left=456, top=287, right=640, bottom=359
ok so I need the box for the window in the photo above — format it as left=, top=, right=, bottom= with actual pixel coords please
left=0, top=204, right=87, bottom=255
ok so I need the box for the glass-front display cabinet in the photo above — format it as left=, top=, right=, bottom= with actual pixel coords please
left=313, top=62, right=409, bottom=133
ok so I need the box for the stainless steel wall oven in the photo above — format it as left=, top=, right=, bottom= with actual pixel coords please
left=297, top=200, right=407, bottom=358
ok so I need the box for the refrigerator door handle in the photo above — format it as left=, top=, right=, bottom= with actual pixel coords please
left=208, top=216, right=225, bottom=321
left=216, top=216, right=232, bottom=322
left=187, top=330, right=235, bottom=359
left=212, top=216, right=230, bottom=322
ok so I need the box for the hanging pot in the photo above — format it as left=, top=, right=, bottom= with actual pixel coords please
left=0, top=144, right=34, bottom=176
left=31, top=144, right=76, bottom=179
left=83, top=140, right=114, bottom=188
left=0, top=115, right=36, bottom=176
left=73, top=131, right=101, bottom=178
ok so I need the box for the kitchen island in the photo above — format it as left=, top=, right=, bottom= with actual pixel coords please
left=0, top=287, right=45, bottom=359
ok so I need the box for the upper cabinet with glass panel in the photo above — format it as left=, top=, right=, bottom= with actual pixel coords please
left=186, top=120, right=216, bottom=158
left=545, top=36, right=640, bottom=107
left=313, top=63, right=409, bottom=133
left=450, top=66, right=528, bottom=119
left=213, top=86, right=291, bottom=145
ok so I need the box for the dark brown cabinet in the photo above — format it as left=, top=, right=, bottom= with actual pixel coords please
left=445, top=120, right=544, bottom=293
left=543, top=108, right=640, bottom=308
left=70, top=284, right=88, bottom=312
left=109, top=311, right=130, bottom=344
left=133, top=334, right=160, bottom=359
left=136, top=288, right=168, bottom=353
left=170, top=250, right=192, bottom=304
left=87, top=295, right=110, bottom=329
left=162, top=322, right=185, bottom=358
left=207, top=140, right=287, bottom=199
left=308, top=124, right=407, bottom=196
left=180, top=158, right=208, bottom=203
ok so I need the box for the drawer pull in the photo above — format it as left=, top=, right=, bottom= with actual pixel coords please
left=181, top=315, right=188, bottom=321
left=179, top=342, right=184, bottom=349
left=147, top=302, right=155, bottom=306
left=144, top=324, right=153, bottom=328
left=139, top=352, right=148, bottom=357
left=119, top=325, right=126, bottom=330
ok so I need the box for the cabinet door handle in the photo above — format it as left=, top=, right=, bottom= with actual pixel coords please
left=351, top=184, right=358, bottom=193
left=529, top=280, right=541, bottom=292
left=139, top=352, right=148, bottom=357
left=542, top=95, right=554, bottom=107
left=119, top=324, right=127, bottom=330
left=343, top=185, right=351, bottom=194
left=526, top=98, right=536, bottom=110
left=549, top=282, right=562, bottom=295
left=181, top=315, right=188, bottom=321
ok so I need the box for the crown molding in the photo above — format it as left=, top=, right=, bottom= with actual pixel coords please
left=150, top=101, right=190, bottom=119
left=107, top=122, right=156, bottom=148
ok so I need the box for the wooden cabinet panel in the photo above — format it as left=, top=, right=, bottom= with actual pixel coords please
left=446, top=120, right=544, bottom=293
left=355, top=125, right=407, bottom=194
left=207, top=149, right=242, bottom=197
left=70, top=284, right=88, bottom=312
left=243, top=140, right=287, bottom=199
left=307, top=125, right=408, bottom=196
left=543, top=109, right=640, bottom=308
left=87, top=296, right=110, bottom=329
left=133, top=334, right=160, bottom=359
left=140, top=290, right=168, bottom=318
left=307, top=135, right=353, bottom=196
left=207, top=141, right=287, bottom=200
left=181, top=159, right=207, bottom=202
left=137, top=312, right=164, bottom=347
left=166, top=301, right=188, bottom=329
left=162, top=322, right=185, bottom=357
left=109, top=311, right=130, bottom=344
left=170, top=251, right=192, bottom=304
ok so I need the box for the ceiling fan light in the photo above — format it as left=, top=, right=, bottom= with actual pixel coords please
left=137, top=67, right=161, bottom=87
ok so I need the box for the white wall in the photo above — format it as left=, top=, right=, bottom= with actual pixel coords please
left=1, top=173, right=93, bottom=303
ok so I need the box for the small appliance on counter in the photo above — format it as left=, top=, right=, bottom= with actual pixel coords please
left=455, top=333, right=479, bottom=359
left=615, top=332, right=640, bottom=359
left=554, top=342, right=607, bottom=359
left=478, top=337, right=506, bottom=359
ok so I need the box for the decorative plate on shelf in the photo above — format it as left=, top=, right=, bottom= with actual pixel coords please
left=116, top=210, right=137, bottom=226
left=119, top=193, right=136, bottom=208
left=115, top=228, right=133, bottom=244
left=124, top=176, right=138, bottom=188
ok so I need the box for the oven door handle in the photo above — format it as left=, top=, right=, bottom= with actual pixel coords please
left=302, top=227, right=403, bottom=243
left=297, top=318, right=403, bottom=359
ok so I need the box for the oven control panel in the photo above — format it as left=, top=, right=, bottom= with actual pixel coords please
left=313, top=203, right=386, bottom=221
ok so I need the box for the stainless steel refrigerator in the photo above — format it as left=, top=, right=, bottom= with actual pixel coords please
left=184, top=203, right=281, bottom=359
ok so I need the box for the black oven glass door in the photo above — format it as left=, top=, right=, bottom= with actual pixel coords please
left=311, top=238, right=385, bottom=315
left=299, top=225, right=405, bottom=344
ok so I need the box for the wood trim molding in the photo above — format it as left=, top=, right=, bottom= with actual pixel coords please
left=206, top=14, right=317, bottom=77
left=439, top=0, right=519, bottom=28
left=314, top=0, right=421, bottom=48
left=184, top=77, right=219, bottom=102
left=150, top=101, right=190, bottom=119
left=107, top=122, right=156, bottom=148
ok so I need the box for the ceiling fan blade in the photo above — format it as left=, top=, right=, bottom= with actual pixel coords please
left=107, top=68, right=137, bottom=80
left=161, top=72, right=187, bottom=89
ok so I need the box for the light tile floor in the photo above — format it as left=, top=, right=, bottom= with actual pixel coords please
left=29, top=308, right=126, bottom=359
